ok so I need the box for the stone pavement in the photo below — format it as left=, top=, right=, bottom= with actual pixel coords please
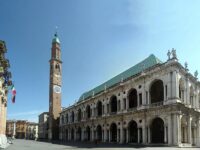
left=5, top=139, right=200, bottom=150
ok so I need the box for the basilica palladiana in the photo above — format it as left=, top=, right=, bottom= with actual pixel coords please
left=58, top=48, right=200, bottom=147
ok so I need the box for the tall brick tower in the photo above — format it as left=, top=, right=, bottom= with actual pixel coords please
left=48, top=33, right=62, bottom=140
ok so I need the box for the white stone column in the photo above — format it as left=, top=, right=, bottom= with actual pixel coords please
left=164, top=126, right=167, bottom=143
left=126, top=128, right=129, bottom=143
left=186, top=78, right=190, bottom=105
left=196, top=119, right=200, bottom=146
left=81, top=128, right=84, bottom=141
left=120, top=124, right=123, bottom=143
left=138, top=128, right=140, bottom=143
left=168, top=114, right=172, bottom=145
left=148, top=126, right=151, bottom=143
left=173, top=114, right=181, bottom=145
left=188, top=116, right=192, bottom=144
left=172, top=71, right=179, bottom=99
left=142, top=124, right=146, bottom=144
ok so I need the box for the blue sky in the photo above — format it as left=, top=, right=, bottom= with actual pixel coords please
left=1, top=0, right=200, bottom=122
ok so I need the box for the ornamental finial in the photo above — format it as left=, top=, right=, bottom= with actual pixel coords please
left=184, top=62, right=189, bottom=72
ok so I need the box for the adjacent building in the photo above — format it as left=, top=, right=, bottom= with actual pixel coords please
left=38, top=112, right=49, bottom=139
left=0, top=40, right=12, bottom=148
left=59, top=50, right=200, bottom=147
left=26, top=122, right=38, bottom=140
left=6, top=120, right=16, bottom=138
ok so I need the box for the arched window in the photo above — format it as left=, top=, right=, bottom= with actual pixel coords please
left=55, top=63, right=60, bottom=72
left=128, top=89, right=138, bottom=108
left=150, top=80, right=164, bottom=104
left=97, top=101, right=102, bottom=116
left=86, top=126, right=91, bottom=141
left=110, top=95, right=117, bottom=113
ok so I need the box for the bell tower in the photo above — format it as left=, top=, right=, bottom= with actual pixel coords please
left=48, top=33, right=62, bottom=140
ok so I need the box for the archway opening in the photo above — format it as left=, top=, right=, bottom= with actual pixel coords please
left=128, top=89, right=138, bottom=108
left=151, top=118, right=164, bottom=143
left=110, top=123, right=117, bottom=142
left=150, top=80, right=164, bottom=103
left=97, top=101, right=102, bottom=116
left=128, top=120, right=138, bottom=143
left=96, top=125, right=102, bottom=141
left=110, top=96, right=117, bottom=113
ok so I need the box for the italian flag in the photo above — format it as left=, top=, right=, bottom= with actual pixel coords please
left=11, top=85, right=16, bottom=103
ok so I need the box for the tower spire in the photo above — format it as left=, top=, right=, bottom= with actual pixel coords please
left=52, top=27, right=60, bottom=44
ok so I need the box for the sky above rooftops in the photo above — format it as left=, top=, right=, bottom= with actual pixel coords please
left=1, top=0, right=200, bottom=122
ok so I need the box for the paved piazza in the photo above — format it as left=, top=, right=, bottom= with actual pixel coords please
left=6, top=139, right=200, bottom=150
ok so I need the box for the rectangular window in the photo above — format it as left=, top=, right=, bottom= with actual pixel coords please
left=118, top=100, right=121, bottom=111
left=102, top=105, right=104, bottom=114
left=139, top=93, right=142, bottom=106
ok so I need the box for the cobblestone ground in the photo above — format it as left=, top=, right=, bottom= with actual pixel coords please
left=5, top=139, right=200, bottom=150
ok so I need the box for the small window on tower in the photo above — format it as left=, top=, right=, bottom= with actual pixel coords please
left=55, top=64, right=60, bottom=72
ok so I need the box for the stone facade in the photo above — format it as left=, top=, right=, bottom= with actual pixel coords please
left=15, top=120, right=28, bottom=139
left=6, top=120, right=16, bottom=138
left=59, top=51, right=200, bottom=147
left=26, top=122, right=38, bottom=140
left=38, top=112, right=49, bottom=139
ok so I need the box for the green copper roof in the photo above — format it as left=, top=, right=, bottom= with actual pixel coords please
left=79, top=54, right=162, bottom=102
left=52, top=33, right=60, bottom=44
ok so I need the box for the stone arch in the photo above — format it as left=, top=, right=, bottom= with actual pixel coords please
left=150, top=79, right=164, bottom=104
left=86, top=126, right=91, bottom=141
left=110, top=122, right=117, bottom=142
left=110, top=95, right=117, bottom=113
left=151, top=117, right=164, bottom=143
left=77, top=109, right=82, bottom=122
left=86, top=105, right=91, bottom=119
left=128, top=88, right=138, bottom=108
left=128, top=120, right=138, bottom=143
left=97, top=101, right=102, bottom=116
left=96, top=125, right=102, bottom=141
left=179, top=78, right=185, bottom=101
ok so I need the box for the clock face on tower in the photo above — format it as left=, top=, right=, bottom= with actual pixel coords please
left=53, top=85, right=61, bottom=93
